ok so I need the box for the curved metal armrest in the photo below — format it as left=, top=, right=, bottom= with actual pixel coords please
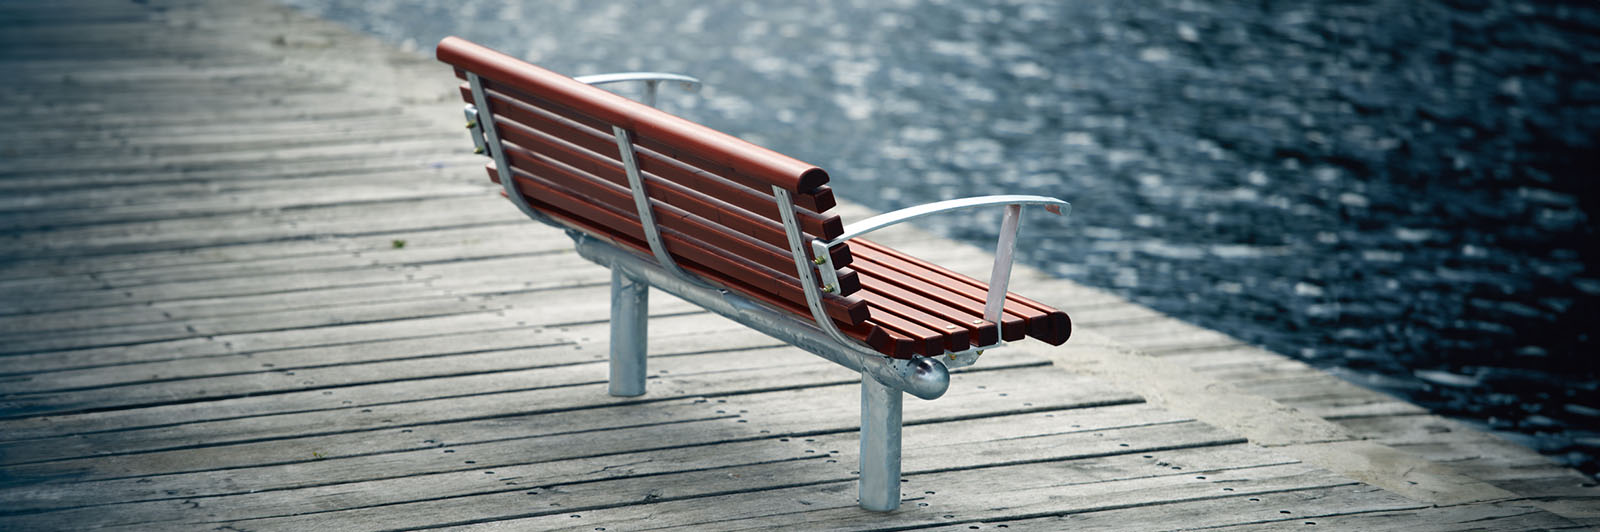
left=812, top=194, right=1070, bottom=337
left=574, top=72, right=702, bottom=107
left=574, top=72, right=702, bottom=87
left=823, top=195, right=1068, bottom=247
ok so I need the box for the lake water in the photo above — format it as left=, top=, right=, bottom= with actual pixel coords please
left=280, top=0, right=1600, bottom=477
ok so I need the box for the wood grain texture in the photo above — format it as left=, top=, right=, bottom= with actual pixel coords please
left=0, top=1, right=1586, bottom=530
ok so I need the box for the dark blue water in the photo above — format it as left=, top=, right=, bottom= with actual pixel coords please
left=280, top=0, right=1600, bottom=476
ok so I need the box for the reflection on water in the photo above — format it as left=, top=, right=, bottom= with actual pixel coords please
left=283, top=0, right=1599, bottom=475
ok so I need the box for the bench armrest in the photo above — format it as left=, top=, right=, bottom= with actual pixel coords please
left=813, top=195, right=1070, bottom=338
left=573, top=72, right=701, bottom=107
left=825, top=195, right=1069, bottom=246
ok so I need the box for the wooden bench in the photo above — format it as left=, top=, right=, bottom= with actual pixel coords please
left=437, top=37, right=1073, bottom=512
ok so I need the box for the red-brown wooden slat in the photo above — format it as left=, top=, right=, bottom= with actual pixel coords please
left=854, top=238, right=1066, bottom=335
left=858, top=289, right=973, bottom=352
left=492, top=139, right=860, bottom=296
left=487, top=113, right=849, bottom=265
left=462, top=84, right=839, bottom=218
left=459, top=85, right=841, bottom=228
left=851, top=243, right=1041, bottom=342
left=487, top=182, right=910, bottom=357
left=853, top=256, right=1027, bottom=342
left=853, top=241, right=1037, bottom=326
left=439, top=38, right=828, bottom=192
left=851, top=239, right=1069, bottom=344
left=860, top=304, right=944, bottom=357
left=469, top=77, right=818, bottom=201
left=856, top=271, right=997, bottom=346
left=873, top=330, right=919, bottom=359
left=491, top=153, right=861, bottom=298
left=851, top=239, right=1070, bottom=345
left=518, top=185, right=917, bottom=358
left=488, top=164, right=868, bottom=326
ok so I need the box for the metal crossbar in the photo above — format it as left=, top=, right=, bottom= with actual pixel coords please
left=466, top=72, right=540, bottom=221
left=611, top=126, right=683, bottom=276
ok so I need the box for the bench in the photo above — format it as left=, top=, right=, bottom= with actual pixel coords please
left=437, top=37, right=1073, bottom=512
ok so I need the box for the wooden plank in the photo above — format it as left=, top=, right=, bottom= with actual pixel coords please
left=4, top=115, right=440, bottom=160
left=1, top=402, right=1184, bottom=527
left=0, top=293, right=502, bottom=357
left=120, top=406, right=1218, bottom=530
left=913, top=484, right=1428, bottom=531
left=0, top=354, right=1069, bottom=471
left=0, top=356, right=1091, bottom=513
left=489, top=165, right=871, bottom=325
left=0, top=251, right=591, bottom=335
left=0, top=313, right=755, bottom=415
left=0, top=196, right=521, bottom=262
left=0, top=317, right=595, bottom=441
left=0, top=146, right=461, bottom=196
left=856, top=271, right=999, bottom=346
left=0, top=247, right=571, bottom=329
left=0, top=264, right=438, bottom=320
left=1, top=194, right=509, bottom=251
left=420, top=449, right=1342, bottom=531
left=0, top=135, right=461, bottom=178
left=491, top=139, right=852, bottom=270
left=1202, top=501, right=1583, bottom=531
left=0, top=1, right=1589, bottom=530
left=1337, top=414, right=1600, bottom=513
left=0, top=310, right=534, bottom=378
left=0, top=262, right=544, bottom=338
left=853, top=238, right=1070, bottom=343
left=0, top=218, right=537, bottom=285
left=0, top=178, right=481, bottom=232
left=485, top=101, right=841, bottom=233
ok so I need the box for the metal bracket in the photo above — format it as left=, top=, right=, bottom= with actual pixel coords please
left=613, top=126, right=685, bottom=276
left=463, top=105, right=487, bottom=155
left=938, top=342, right=1003, bottom=369
left=773, top=186, right=887, bottom=360
left=809, top=240, right=841, bottom=294
left=467, top=72, right=541, bottom=221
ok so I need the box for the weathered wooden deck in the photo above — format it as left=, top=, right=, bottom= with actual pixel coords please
left=1, top=1, right=1594, bottom=530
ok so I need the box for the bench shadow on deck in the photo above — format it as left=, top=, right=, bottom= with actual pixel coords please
left=0, top=1, right=1591, bottom=530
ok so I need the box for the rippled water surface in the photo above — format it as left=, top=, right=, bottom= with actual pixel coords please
left=281, top=0, right=1600, bottom=475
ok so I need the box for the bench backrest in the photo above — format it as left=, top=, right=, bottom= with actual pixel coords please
left=437, top=37, right=871, bottom=327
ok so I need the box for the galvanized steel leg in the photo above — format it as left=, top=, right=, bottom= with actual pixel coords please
left=858, top=375, right=903, bottom=511
left=609, top=270, right=648, bottom=397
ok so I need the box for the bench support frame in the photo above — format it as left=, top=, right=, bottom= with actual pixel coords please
left=859, top=374, right=904, bottom=511
left=569, top=232, right=936, bottom=511
left=609, top=270, right=649, bottom=397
